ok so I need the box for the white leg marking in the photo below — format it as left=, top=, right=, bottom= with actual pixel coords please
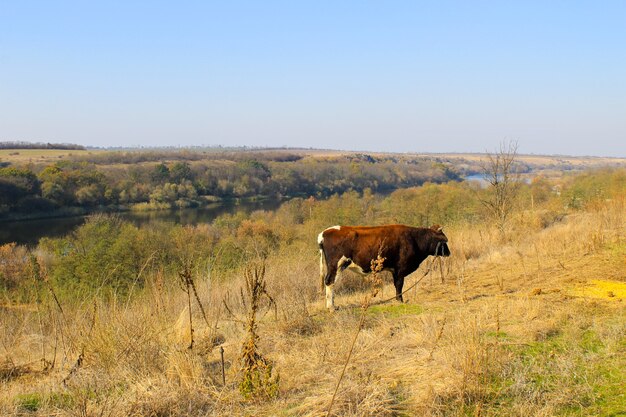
left=319, top=249, right=326, bottom=292
left=325, top=284, right=335, bottom=310
left=318, top=231, right=325, bottom=293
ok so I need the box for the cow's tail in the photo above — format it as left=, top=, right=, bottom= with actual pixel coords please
left=318, top=231, right=326, bottom=294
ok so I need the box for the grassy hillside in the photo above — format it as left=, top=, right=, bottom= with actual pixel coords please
left=0, top=169, right=624, bottom=416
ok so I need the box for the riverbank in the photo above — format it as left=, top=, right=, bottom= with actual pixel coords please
left=0, top=197, right=285, bottom=246
left=0, top=194, right=282, bottom=223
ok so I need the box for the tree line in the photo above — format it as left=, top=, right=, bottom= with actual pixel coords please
left=0, top=151, right=460, bottom=218
left=0, top=141, right=86, bottom=150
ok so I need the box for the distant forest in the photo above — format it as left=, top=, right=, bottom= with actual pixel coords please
left=0, top=149, right=461, bottom=219
left=0, top=141, right=86, bottom=150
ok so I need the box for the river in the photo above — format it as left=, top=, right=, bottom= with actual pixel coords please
left=0, top=175, right=527, bottom=246
left=0, top=199, right=283, bottom=246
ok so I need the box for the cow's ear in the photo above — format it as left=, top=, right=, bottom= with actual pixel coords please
left=430, top=224, right=443, bottom=233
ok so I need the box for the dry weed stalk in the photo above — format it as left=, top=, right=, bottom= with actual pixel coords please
left=188, top=269, right=212, bottom=330
left=178, top=265, right=195, bottom=349
left=201, top=253, right=224, bottom=349
left=517, top=250, right=528, bottom=278
left=178, top=261, right=215, bottom=350
left=30, top=255, right=64, bottom=317
left=533, top=243, right=542, bottom=278
left=63, top=301, right=97, bottom=386
left=497, top=272, right=505, bottom=292
left=124, top=250, right=158, bottom=311
left=457, top=261, right=468, bottom=303
left=229, top=264, right=279, bottom=399
left=428, top=317, right=447, bottom=361
left=149, top=268, right=165, bottom=313
left=30, top=255, right=74, bottom=370
left=457, top=315, right=504, bottom=411
left=327, top=250, right=386, bottom=417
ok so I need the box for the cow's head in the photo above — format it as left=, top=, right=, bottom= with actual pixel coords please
left=429, top=224, right=450, bottom=257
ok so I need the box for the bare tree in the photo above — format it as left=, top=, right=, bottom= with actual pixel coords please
left=480, top=140, right=521, bottom=235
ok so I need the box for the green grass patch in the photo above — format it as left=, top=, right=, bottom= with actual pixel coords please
left=579, top=329, right=604, bottom=353
left=589, top=363, right=626, bottom=417
left=605, top=241, right=626, bottom=256
left=48, top=392, right=74, bottom=408
left=433, top=311, right=625, bottom=417
left=366, top=303, right=423, bottom=318
left=499, top=326, right=624, bottom=416
left=485, top=330, right=510, bottom=341
left=15, top=391, right=75, bottom=412
left=17, top=393, right=42, bottom=412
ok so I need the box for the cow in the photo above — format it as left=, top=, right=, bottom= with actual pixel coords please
left=318, top=224, right=450, bottom=309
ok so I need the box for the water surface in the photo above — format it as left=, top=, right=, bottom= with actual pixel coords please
left=0, top=199, right=282, bottom=246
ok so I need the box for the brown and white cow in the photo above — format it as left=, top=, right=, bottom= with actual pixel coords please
left=318, top=224, right=450, bottom=309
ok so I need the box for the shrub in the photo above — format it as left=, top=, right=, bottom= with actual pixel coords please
left=40, top=215, right=150, bottom=298
left=0, top=243, right=31, bottom=298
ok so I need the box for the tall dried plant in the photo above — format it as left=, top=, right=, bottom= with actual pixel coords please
left=235, top=264, right=279, bottom=399
left=30, top=255, right=73, bottom=369
left=178, top=264, right=195, bottom=350
left=178, top=260, right=216, bottom=350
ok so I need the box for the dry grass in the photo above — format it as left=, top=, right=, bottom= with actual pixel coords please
left=412, top=152, right=626, bottom=167
left=0, top=149, right=98, bottom=164
left=1, top=200, right=624, bottom=416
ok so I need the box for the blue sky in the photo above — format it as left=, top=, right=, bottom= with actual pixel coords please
left=1, top=1, right=625, bottom=156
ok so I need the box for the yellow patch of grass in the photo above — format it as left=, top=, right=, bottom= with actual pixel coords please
left=570, top=279, right=626, bottom=300
left=0, top=149, right=95, bottom=163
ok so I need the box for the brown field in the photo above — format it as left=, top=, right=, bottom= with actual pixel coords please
left=1, top=197, right=624, bottom=416
left=415, top=152, right=626, bottom=166
left=3, top=147, right=625, bottom=173
left=292, top=149, right=626, bottom=168
left=0, top=149, right=100, bottom=164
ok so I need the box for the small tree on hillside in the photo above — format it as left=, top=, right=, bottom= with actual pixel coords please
left=480, top=140, right=521, bottom=235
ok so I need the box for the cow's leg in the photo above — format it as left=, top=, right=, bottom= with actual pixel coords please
left=319, top=249, right=326, bottom=294
left=325, top=283, right=335, bottom=310
left=324, top=263, right=338, bottom=310
left=393, top=272, right=405, bottom=303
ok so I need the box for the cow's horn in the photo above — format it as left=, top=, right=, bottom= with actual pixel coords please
left=431, top=224, right=443, bottom=232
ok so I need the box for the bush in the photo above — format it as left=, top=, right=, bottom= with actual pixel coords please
left=40, top=215, right=150, bottom=298
left=0, top=243, right=31, bottom=296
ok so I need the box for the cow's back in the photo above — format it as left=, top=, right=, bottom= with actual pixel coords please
left=321, top=224, right=417, bottom=266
